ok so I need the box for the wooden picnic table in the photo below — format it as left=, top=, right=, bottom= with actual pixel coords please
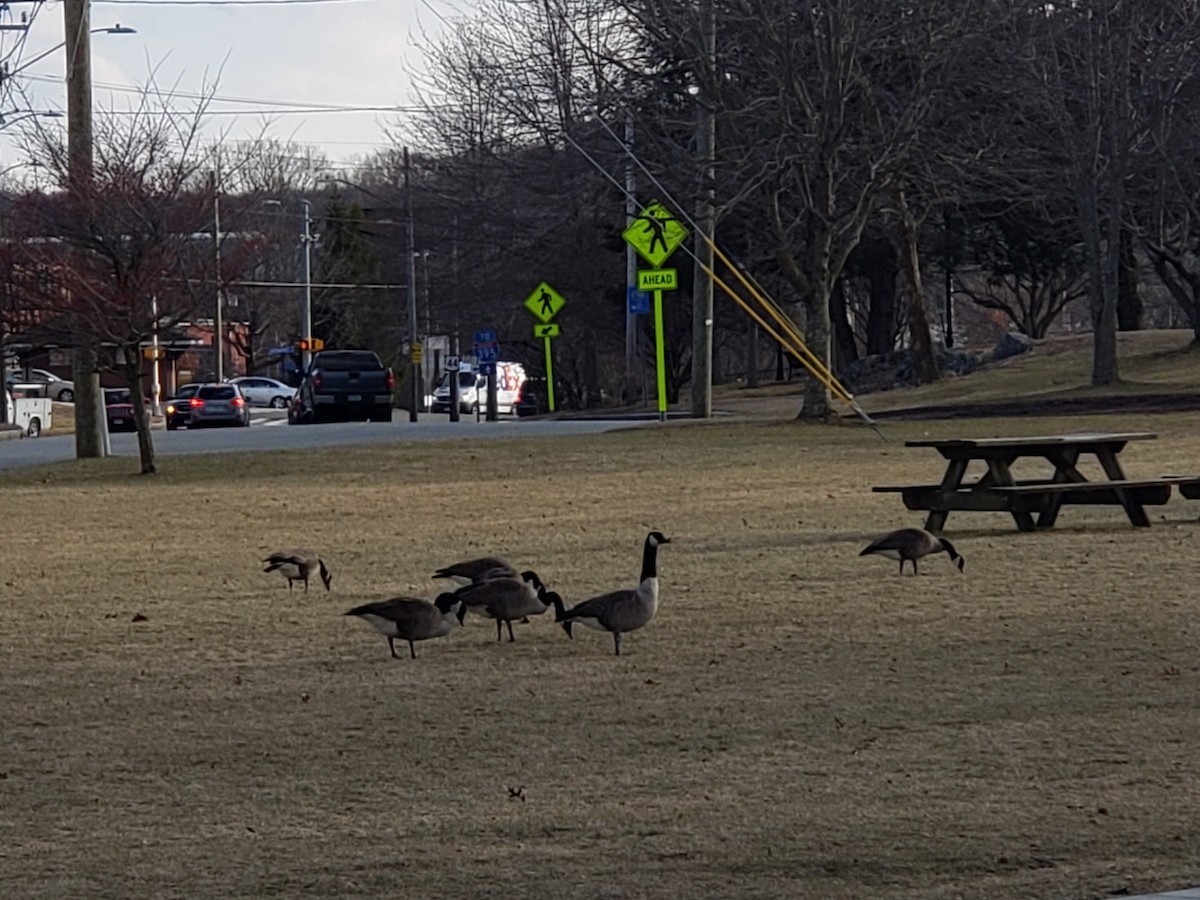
left=872, top=432, right=1200, bottom=533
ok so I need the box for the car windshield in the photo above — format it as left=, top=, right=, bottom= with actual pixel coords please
left=105, top=389, right=133, bottom=404
left=199, top=385, right=237, bottom=400
left=316, top=352, right=380, bottom=372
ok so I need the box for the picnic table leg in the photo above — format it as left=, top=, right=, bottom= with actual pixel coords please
left=1038, top=448, right=1084, bottom=528
left=1095, top=447, right=1152, bottom=527
left=985, top=457, right=1037, bottom=532
left=924, top=458, right=968, bottom=533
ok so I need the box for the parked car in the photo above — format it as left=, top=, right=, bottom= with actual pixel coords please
left=229, top=375, right=293, bottom=409
left=104, top=388, right=147, bottom=432
left=164, top=383, right=202, bottom=430
left=181, top=383, right=251, bottom=428
left=4, top=368, right=75, bottom=402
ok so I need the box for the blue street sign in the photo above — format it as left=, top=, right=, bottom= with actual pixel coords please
left=627, top=286, right=651, bottom=315
left=476, top=345, right=500, bottom=363
left=479, top=361, right=496, bottom=375
left=473, top=329, right=497, bottom=345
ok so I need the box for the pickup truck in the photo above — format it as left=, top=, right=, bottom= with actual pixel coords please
left=291, top=349, right=394, bottom=424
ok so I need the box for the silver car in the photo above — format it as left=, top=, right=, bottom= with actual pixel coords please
left=5, top=368, right=75, bottom=402
left=229, top=376, right=293, bottom=408
left=185, top=383, right=251, bottom=428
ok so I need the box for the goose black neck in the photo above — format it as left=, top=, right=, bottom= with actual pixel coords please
left=640, top=538, right=659, bottom=583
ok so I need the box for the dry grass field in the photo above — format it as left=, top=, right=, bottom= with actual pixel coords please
left=6, top=340, right=1200, bottom=898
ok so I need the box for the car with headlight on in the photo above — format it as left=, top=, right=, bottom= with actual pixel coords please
left=164, top=383, right=202, bottom=430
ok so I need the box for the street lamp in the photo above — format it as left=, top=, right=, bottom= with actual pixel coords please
left=2, top=24, right=136, bottom=87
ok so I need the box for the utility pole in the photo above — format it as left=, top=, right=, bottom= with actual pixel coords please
left=300, top=199, right=313, bottom=372
left=624, top=109, right=638, bottom=406
left=404, top=147, right=419, bottom=423
left=65, top=0, right=104, bottom=457
left=212, top=169, right=224, bottom=381
left=690, top=0, right=716, bottom=419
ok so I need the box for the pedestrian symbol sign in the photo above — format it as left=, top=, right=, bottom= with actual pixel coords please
left=524, top=282, right=566, bottom=323
left=623, top=201, right=689, bottom=267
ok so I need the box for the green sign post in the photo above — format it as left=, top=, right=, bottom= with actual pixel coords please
left=523, top=282, right=566, bottom=412
left=623, top=202, right=688, bottom=421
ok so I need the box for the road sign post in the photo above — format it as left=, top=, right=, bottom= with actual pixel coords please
left=524, top=283, right=567, bottom=414
left=625, top=201, right=689, bottom=422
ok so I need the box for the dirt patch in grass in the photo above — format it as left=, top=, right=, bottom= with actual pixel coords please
left=4, top=416, right=1200, bottom=898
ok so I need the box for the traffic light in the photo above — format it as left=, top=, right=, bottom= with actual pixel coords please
left=298, top=339, right=309, bottom=352
left=297, top=338, right=325, bottom=352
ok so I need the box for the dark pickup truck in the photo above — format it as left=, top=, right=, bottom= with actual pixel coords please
left=291, top=350, right=394, bottom=424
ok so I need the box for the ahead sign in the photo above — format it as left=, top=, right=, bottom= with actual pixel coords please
left=637, top=269, right=678, bottom=291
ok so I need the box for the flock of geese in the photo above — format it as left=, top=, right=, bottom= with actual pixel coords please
left=261, top=527, right=961, bottom=660
left=260, top=531, right=672, bottom=658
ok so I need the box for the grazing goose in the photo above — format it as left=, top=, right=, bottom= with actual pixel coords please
left=344, top=593, right=464, bottom=659
left=859, top=528, right=964, bottom=575
left=262, top=549, right=332, bottom=592
left=432, top=557, right=517, bottom=585
left=551, top=531, right=671, bottom=656
left=454, top=570, right=549, bottom=642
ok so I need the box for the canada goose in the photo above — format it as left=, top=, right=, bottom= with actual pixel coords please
left=859, top=528, right=964, bottom=575
left=552, top=531, right=670, bottom=656
left=262, top=549, right=332, bottom=592
left=454, top=570, right=549, bottom=642
left=344, top=593, right=464, bottom=659
left=432, top=557, right=517, bottom=585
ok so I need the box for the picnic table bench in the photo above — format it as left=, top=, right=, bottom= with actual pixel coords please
left=872, top=432, right=1200, bottom=533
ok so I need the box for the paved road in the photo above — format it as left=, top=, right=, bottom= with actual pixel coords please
left=0, top=411, right=641, bottom=471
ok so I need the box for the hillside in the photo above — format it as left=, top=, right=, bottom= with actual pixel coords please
left=710, top=329, right=1200, bottom=420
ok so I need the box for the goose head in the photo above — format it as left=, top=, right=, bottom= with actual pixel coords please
left=646, top=531, right=671, bottom=547
left=318, top=559, right=333, bottom=591
left=434, top=592, right=466, bottom=625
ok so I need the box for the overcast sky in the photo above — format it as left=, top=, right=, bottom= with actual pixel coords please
left=1, top=0, right=458, bottom=170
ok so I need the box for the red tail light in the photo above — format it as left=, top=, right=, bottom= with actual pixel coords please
left=313, top=373, right=323, bottom=390
left=189, top=397, right=204, bottom=408
left=231, top=396, right=245, bottom=407
left=386, top=369, right=395, bottom=391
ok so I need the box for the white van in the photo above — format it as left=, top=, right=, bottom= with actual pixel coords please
left=431, top=361, right=526, bottom=415
left=4, top=390, right=52, bottom=437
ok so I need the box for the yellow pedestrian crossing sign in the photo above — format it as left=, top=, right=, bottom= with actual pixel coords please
left=623, top=201, right=689, bottom=267
left=534, top=323, right=560, bottom=338
left=524, top=281, right=566, bottom=323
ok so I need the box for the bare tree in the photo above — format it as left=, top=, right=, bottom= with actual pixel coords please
left=11, top=87, right=224, bottom=473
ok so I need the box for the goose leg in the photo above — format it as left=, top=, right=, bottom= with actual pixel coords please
left=613, top=631, right=621, bottom=656
left=506, top=620, right=515, bottom=643
left=495, top=619, right=503, bottom=642
left=409, top=641, right=417, bottom=660
left=387, top=637, right=401, bottom=659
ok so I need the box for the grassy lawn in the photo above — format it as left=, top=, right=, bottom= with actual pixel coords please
left=5, top=345, right=1200, bottom=897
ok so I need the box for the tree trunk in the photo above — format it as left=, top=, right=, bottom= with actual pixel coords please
left=798, top=287, right=832, bottom=419
left=896, top=190, right=939, bottom=385
left=864, top=239, right=899, bottom=355
left=830, top=276, right=857, bottom=374
left=1078, top=184, right=1119, bottom=385
left=745, top=323, right=759, bottom=388
left=121, top=362, right=157, bottom=474
left=72, top=343, right=105, bottom=458
left=1117, top=227, right=1141, bottom=331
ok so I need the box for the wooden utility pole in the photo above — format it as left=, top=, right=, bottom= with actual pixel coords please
left=65, top=0, right=105, bottom=457
left=403, top=147, right=419, bottom=422
left=690, top=0, right=716, bottom=419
